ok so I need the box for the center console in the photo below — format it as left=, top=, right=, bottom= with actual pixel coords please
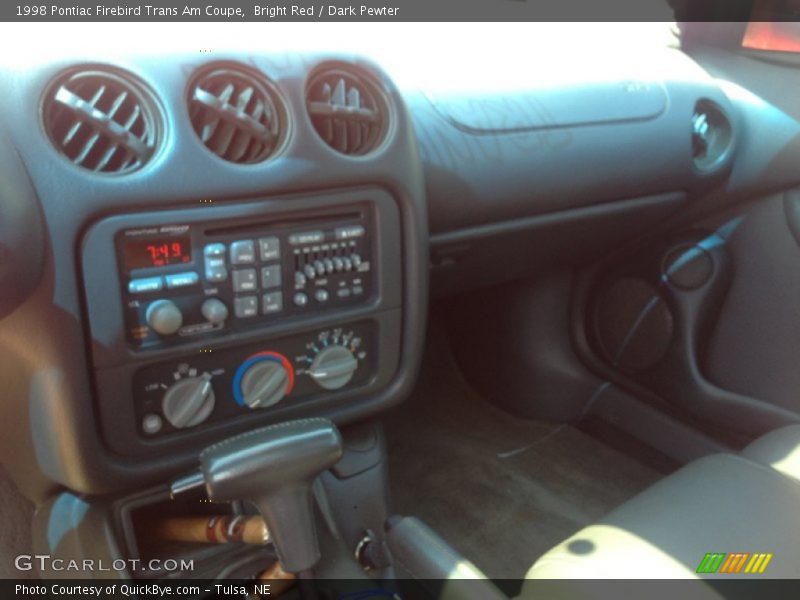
left=9, top=50, right=428, bottom=589
left=81, top=188, right=404, bottom=458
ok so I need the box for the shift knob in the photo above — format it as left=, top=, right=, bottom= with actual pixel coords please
left=199, top=418, right=342, bottom=573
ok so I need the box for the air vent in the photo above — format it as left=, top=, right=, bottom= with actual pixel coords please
left=691, top=99, right=733, bottom=173
left=306, top=67, right=389, bottom=156
left=188, top=66, right=285, bottom=164
left=42, top=68, right=159, bottom=174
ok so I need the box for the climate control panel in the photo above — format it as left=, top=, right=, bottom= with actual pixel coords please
left=133, top=322, right=376, bottom=438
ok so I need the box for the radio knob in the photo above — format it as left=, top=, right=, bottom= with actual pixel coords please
left=201, top=298, right=228, bottom=325
left=308, top=345, right=358, bottom=390
left=146, top=299, right=183, bottom=336
left=162, top=374, right=215, bottom=429
left=240, top=359, right=291, bottom=409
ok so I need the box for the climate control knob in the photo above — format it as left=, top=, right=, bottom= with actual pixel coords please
left=308, top=345, right=358, bottom=390
left=162, top=373, right=215, bottom=429
left=234, top=352, right=295, bottom=409
left=146, top=299, right=183, bottom=336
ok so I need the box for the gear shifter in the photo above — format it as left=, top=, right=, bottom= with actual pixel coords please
left=194, top=418, right=343, bottom=573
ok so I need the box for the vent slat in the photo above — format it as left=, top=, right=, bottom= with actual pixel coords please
left=107, top=90, right=129, bottom=119
left=228, top=129, right=252, bottom=163
left=211, top=120, right=239, bottom=159
left=62, top=119, right=83, bottom=147
left=44, top=69, right=157, bottom=174
left=306, top=67, right=387, bottom=156
left=73, top=131, right=101, bottom=166
left=89, top=84, right=106, bottom=107
left=189, top=67, right=283, bottom=164
left=94, top=143, right=120, bottom=172
left=122, top=102, right=140, bottom=131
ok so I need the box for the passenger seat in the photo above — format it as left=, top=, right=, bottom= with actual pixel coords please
left=522, top=425, right=800, bottom=583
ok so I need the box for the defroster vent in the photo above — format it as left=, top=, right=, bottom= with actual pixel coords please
left=42, top=68, right=159, bottom=174
left=306, top=66, right=390, bottom=156
left=188, top=66, right=286, bottom=164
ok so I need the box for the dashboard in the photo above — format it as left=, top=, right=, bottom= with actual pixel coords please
left=0, top=49, right=427, bottom=496
left=4, top=24, right=799, bottom=500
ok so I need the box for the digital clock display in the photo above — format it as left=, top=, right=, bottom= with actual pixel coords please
left=123, top=236, right=192, bottom=270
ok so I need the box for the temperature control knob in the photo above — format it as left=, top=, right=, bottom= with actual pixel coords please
left=308, top=345, right=358, bottom=390
left=162, top=373, right=215, bottom=429
left=146, top=299, right=183, bottom=336
left=233, top=352, right=295, bottom=409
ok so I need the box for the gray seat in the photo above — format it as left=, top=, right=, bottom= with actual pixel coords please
left=522, top=425, right=800, bottom=587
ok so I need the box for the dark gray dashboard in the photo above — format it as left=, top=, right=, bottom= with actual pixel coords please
left=0, top=51, right=427, bottom=498
left=1, top=38, right=793, bottom=501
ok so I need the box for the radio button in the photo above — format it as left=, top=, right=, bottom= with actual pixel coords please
left=259, top=237, right=281, bottom=261
left=263, top=292, right=283, bottom=314
left=165, top=271, right=199, bottom=289
left=261, top=265, right=282, bottom=289
left=203, top=243, right=226, bottom=258
left=313, top=260, right=326, bottom=277
left=351, top=253, right=363, bottom=268
left=232, top=268, right=258, bottom=292
left=335, top=225, right=365, bottom=240
left=289, top=231, right=325, bottom=245
left=323, top=258, right=335, bottom=274
left=201, top=298, right=228, bottom=324
left=234, top=296, right=258, bottom=318
left=205, top=264, right=228, bottom=283
left=314, top=289, right=330, bottom=303
left=293, top=292, right=309, bottom=307
left=142, top=413, right=163, bottom=435
left=295, top=271, right=307, bottom=287
left=146, top=299, right=183, bottom=336
left=204, top=249, right=228, bottom=282
left=303, top=264, right=316, bottom=280
left=333, top=257, right=344, bottom=272
left=128, top=276, right=164, bottom=294
left=342, top=257, right=353, bottom=272
left=230, top=240, right=256, bottom=265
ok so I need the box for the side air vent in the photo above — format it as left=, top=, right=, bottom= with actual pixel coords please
left=188, top=66, right=286, bottom=164
left=306, top=66, right=390, bottom=156
left=691, top=99, right=733, bottom=173
left=42, top=68, right=159, bottom=174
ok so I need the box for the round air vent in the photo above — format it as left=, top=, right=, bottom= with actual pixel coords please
left=692, top=99, right=733, bottom=173
left=306, top=66, right=390, bottom=156
left=188, top=66, right=286, bottom=164
left=42, top=68, right=159, bottom=174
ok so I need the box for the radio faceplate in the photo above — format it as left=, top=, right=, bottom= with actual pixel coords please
left=115, top=206, right=375, bottom=349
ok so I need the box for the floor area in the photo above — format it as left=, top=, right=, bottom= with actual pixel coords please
left=382, top=328, right=663, bottom=579
left=0, top=465, right=34, bottom=579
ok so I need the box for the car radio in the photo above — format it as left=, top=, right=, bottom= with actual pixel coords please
left=116, top=208, right=374, bottom=349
